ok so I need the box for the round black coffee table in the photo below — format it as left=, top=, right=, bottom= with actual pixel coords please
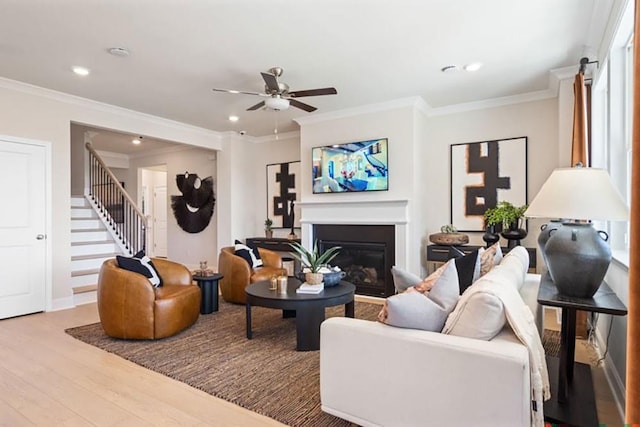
left=245, top=278, right=355, bottom=351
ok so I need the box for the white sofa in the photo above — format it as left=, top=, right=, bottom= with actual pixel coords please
left=320, top=250, right=542, bottom=427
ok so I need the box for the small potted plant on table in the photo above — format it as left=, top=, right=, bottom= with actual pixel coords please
left=484, top=201, right=528, bottom=248
left=264, top=218, right=273, bottom=238
left=289, top=241, right=342, bottom=285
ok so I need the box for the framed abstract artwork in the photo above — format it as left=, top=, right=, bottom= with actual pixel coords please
left=266, top=161, right=301, bottom=229
left=450, top=137, right=528, bottom=232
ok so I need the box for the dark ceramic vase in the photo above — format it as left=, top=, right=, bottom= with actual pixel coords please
left=501, top=221, right=527, bottom=249
left=544, top=222, right=610, bottom=298
left=537, top=219, right=562, bottom=265
left=482, top=225, right=500, bottom=247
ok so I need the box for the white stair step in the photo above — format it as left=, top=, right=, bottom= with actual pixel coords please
left=71, top=272, right=100, bottom=288
left=71, top=241, right=119, bottom=257
left=72, top=254, right=115, bottom=271
left=73, top=289, right=97, bottom=306
left=71, top=207, right=97, bottom=219
left=71, top=218, right=103, bottom=230
left=71, top=196, right=88, bottom=208
left=71, top=229, right=111, bottom=243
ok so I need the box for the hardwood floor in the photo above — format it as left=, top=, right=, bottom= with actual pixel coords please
left=0, top=303, right=623, bottom=426
left=0, top=303, right=284, bottom=426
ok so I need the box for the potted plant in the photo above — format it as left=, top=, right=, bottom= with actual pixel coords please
left=289, top=240, right=341, bottom=285
left=264, top=218, right=273, bottom=238
left=484, top=201, right=528, bottom=248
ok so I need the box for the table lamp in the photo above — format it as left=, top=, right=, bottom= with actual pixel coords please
left=524, top=168, right=628, bottom=298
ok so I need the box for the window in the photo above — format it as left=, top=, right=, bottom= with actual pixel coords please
left=591, top=0, right=633, bottom=259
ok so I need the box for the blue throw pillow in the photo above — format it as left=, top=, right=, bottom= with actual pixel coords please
left=116, top=250, right=163, bottom=287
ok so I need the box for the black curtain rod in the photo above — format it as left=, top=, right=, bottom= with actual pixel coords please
left=579, top=57, right=599, bottom=74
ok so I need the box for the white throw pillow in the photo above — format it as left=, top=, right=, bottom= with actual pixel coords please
left=442, top=247, right=529, bottom=340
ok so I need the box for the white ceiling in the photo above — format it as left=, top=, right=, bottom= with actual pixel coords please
left=0, top=0, right=607, bottom=138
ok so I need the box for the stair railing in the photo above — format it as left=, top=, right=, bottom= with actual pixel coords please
left=84, top=142, right=147, bottom=255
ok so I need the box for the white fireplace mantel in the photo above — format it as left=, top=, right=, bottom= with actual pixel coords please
left=298, top=199, right=410, bottom=270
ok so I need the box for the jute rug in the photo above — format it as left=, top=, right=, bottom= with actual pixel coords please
left=66, top=301, right=562, bottom=426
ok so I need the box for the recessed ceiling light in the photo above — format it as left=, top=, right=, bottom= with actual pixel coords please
left=108, top=47, right=130, bottom=57
left=228, top=115, right=239, bottom=122
left=132, top=137, right=142, bottom=145
left=441, top=65, right=459, bottom=73
left=464, top=62, right=483, bottom=72
left=72, top=66, right=90, bottom=76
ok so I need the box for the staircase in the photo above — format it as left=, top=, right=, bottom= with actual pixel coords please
left=71, top=196, right=122, bottom=305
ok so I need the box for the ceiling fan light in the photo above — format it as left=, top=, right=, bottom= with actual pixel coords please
left=265, top=97, right=290, bottom=111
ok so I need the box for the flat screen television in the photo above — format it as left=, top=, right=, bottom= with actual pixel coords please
left=312, top=138, right=388, bottom=193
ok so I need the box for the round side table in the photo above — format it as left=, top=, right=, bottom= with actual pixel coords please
left=192, top=273, right=224, bottom=314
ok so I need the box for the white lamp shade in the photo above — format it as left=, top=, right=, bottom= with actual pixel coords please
left=525, top=168, right=629, bottom=221
left=265, top=96, right=290, bottom=111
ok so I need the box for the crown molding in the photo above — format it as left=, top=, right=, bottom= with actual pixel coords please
left=294, top=96, right=429, bottom=126
left=127, top=142, right=202, bottom=159
left=0, top=77, right=222, bottom=139
left=426, top=88, right=556, bottom=117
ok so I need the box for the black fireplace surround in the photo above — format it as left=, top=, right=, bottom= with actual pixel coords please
left=314, top=224, right=395, bottom=297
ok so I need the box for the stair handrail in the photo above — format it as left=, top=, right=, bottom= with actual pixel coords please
left=85, top=142, right=147, bottom=255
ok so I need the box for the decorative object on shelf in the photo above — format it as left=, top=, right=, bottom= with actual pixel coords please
left=537, top=219, right=563, bottom=266
left=525, top=167, right=628, bottom=298
left=266, top=161, right=300, bottom=229
left=287, top=200, right=297, bottom=239
left=264, top=218, right=273, bottom=238
left=171, top=172, right=216, bottom=233
left=482, top=224, right=501, bottom=247
left=450, top=137, right=528, bottom=232
left=484, top=201, right=528, bottom=248
left=288, top=241, right=341, bottom=286
left=428, top=224, right=469, bottom=246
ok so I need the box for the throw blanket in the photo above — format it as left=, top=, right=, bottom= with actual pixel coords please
left=492, top=281, right=551, bottom=427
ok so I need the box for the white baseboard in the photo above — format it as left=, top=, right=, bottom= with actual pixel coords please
left=50, top=296, right=76, bottom=312
left=595, top=326, right=626, bottom=421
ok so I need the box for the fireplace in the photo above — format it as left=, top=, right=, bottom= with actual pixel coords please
left=314, top=224, right=395, bottom=297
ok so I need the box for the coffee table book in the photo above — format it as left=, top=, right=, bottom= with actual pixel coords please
left=296, top=283, right=324, bottom=294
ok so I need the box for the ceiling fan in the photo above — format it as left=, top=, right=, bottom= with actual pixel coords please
left=212, top=67, right=337, bottom=112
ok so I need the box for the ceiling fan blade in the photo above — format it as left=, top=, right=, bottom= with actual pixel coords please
left=288, top=87, right=337, bottom=98
left=289, top=99, right=317, bottom=112
left=212, top=88, right=268, bottom=97
left=247, top=101, right=265, bottom=111
left=261, top=72, right=280, bottom=92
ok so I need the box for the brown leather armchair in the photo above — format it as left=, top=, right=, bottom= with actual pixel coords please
left=97, top=258, right=201, bottom=339
left=218, top=246, right=287, bottom=304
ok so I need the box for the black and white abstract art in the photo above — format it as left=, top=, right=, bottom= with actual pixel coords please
left=266, top=161, right=301, bottom=229
left=450, top=137, right=527, bottom=232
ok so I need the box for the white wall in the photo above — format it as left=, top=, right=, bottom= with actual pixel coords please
left=0, top=78, right=221, bottom=308
left=126, top=146, right=218, bottom=269
left=297, top=101, right=421, bottom=272
left=422, top=98, right=559, bottom=273
left=251, top=133, right=301, bottom=239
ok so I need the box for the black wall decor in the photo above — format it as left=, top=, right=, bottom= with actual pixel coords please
left=171, top=171, right=216, bottom=233
left=450, top=137, right=527, bottom=232
left=266, top=161, right=301, bottom=229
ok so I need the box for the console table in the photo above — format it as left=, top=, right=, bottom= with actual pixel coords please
left=426, top=244, right=537, bottom=273
left=537, top=274, right=627, bottom=426
left=246, top=237, right=300, bottom=252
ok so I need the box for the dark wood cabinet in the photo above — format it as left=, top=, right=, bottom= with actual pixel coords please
left=426, top=244, right=536, bottom=272
left=245, top=237, right=300, bottom=252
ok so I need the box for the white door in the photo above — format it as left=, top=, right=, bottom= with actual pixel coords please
left=153, top=185, right=167, bottom=257
left=0, top=138, right=47, bottom=319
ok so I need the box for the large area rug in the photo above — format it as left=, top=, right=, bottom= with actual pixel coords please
left=66, top=301, right=562, bottom=426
